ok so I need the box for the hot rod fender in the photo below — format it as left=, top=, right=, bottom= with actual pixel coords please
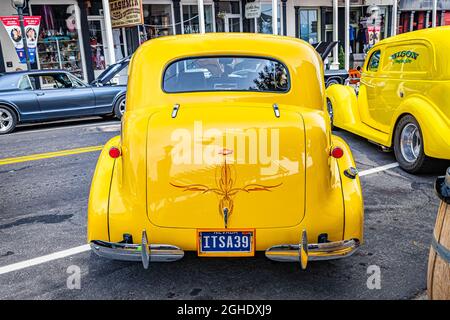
left=391, top=97, right=450, bottom=160
left=326, top=84, right=450, bottom=160
left=326, top=84, right=360, bottom=127
left=331, top=135, right=364, bottom=243
left=87, top=135, right=119, bottom=242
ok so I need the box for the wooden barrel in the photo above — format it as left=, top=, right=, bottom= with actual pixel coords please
left=427, top=169, right=450, bottom=300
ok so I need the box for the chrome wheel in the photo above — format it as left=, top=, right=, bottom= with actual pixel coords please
left=400, top=123, right=421, bottom=163
left=0, top=108, right=13, bottom=133
left=119, top=98, right=126, bottom=116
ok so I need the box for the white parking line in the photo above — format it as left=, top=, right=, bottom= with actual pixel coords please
left=359, top=162, right=399, bottom=177
left=0, top=244, right=90, bottom=276
left=0, top=161, right=400, bottom=276
left=7, top=121, right=120, bottom=136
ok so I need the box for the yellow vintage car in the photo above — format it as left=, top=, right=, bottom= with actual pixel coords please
left=327, top=26, right=450, bottom=173
left=87, top=33, right=363, bottom=269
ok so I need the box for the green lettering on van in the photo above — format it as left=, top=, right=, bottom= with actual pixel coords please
left=390, top=50, right=419, bottom=63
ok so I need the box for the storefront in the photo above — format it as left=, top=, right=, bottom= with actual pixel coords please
left=28, top=1, right=86, bottom=80
left=0, top=0, right=135, bottom=80
left=5, top=0, right=444, bottom=77
left=83, top=0, right=132, bottom=77
left=398, top=0, right=450, bottom=33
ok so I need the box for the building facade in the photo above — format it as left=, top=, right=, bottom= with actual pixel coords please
left=1, top=0, right=449, bottom=80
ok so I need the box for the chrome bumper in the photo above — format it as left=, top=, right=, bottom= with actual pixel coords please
left=265, top=230, right=360, bottom=269
left=91, top=230, right=359, bottom=270
left=90, top=230, right=184, bottom=268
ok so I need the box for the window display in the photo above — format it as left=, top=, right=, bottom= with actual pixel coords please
left=142, top=4, right=174, bottom=40
left=88, top=20, right=106, bottom=72
left=256, top=3, right=281, bottom=35
left=182, top=5, right=214, bottom=33
left=31, top=5, right=84, bottom=80
left=298, top=9, right=318, bottom=43
left=216, top=1, right=241, bottom=32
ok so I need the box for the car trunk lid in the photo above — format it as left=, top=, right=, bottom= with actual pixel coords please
left=146, top=104, right=305, bottom=229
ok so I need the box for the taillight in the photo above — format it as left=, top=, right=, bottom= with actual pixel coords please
left=109, top=147, right=121, bottom=158
left=330, top=146, right=344, bottom=159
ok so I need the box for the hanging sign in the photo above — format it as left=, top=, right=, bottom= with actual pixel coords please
left=0, top=16, right=41, bottom=64
left=109, top=0, right=144, bottom=28
left=245, top=2, right=261, bottom=19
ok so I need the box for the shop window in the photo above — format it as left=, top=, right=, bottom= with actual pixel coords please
left=182, top=5, right=214, bottom=33
left=113, top=29, right=130, bottom=62
left=142, top=4, right=174, bottom=40
left=443, top=12, right=450, bottom=26
left=218, top=1, right=240, bottom=15
left=216, top=1, right=241, bottom=32
left=256, top=3, right=282, bottom=35
left=31, top=5, right=84, bottom=80
left=83, top=0, right=103, bottom=16
left=298, top=9, right=318, bottom=44
left=88, top=19, right=107, bottom=73
left=367, top=50, right=380, bottom=72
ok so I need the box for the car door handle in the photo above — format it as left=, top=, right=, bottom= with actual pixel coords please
left=36, top=92, right=45, bottom=96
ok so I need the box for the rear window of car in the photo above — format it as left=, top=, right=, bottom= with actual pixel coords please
left=163, top=56, right=290, bottom=93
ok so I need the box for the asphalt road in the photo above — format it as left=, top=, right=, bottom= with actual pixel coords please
left=0, top=117, right=445, bottom=300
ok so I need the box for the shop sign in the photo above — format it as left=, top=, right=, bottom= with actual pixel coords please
left=245, top=2, right=261, bottom=19
left=109, top=0, right=144, bottom=28
left=0, top=16, right=41, bottom=64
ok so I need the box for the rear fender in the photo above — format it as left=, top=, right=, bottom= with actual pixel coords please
left=332, top=135, right=364, bottom=243
left=0, top=100, right=21, bottom=121
left=326, top=84, right=359, bottom=127
left=391, top=96, right=450, bottom=159
left=87, top=135, right=120, bottom=242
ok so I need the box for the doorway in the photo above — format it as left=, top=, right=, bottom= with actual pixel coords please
left=87, top=16, right=110, bottom=78
left=224, top=14, right=242, bottom=32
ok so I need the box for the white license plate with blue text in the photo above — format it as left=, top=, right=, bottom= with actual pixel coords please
left=197, top=229, right=255, bottom=257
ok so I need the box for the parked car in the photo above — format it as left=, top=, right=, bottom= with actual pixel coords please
left=313, top=41, right=349, bottom=87
left=327, top=26, right=450, bottom=173
left=0, top=58, right=129, bottom=134
left=88, top=33, right=363, bottom=269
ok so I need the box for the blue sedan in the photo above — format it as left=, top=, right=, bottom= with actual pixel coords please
left=0, top=61, right=128, bottom=134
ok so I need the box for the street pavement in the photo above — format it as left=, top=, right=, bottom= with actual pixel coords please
left=0, top=118, right=445, bottom=299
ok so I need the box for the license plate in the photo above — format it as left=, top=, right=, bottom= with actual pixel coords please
left=197, top=229, right=255, bottom=257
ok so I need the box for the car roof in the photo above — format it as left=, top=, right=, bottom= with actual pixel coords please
left=128, top=33, right=324, bottom=112
left=377, top=26, right=450, bottom=47
left=0, top=69, right=70, bottom=77
left=370, top=26, right=450, bottom=79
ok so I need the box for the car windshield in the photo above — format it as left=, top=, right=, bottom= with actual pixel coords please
left=163, top=56, right=290, bottom=93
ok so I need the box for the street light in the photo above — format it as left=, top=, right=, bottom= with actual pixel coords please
left=11, top=0, right=31, bottom=71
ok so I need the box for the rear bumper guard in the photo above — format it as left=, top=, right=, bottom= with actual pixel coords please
left=91, top=230, right=359, bottom=270
left=265, top=230, right=360, bottom=269
left=90, top=230, right=184, bottom=268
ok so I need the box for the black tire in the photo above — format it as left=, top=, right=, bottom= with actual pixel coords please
left=393, top=115, right=445, bottom=173
left=113, top=95, right=126, bottom=120
left=326, top=98, right=337, bottom=130
left=0, top=105, right=18, bottom=135
left=326, top=79, right=340, bottom=88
